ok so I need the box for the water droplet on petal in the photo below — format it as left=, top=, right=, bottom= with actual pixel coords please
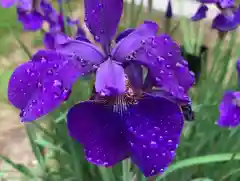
left=141, top=40, right=146, bottom=45
left=157, top=56, right=165, bottom=62
left=20, top=110, right=26, bottom=117
left=47, top=69, right=54, bottom=75
left=32, top=99, right=37, bottom=104
left=146, top=155, right=150, bottom=159
left=37, top=82, right=42, bottom=88
left=176, top=62, right=183, bottom=67
left=168, top=139, right=173, bottom=143
left=98, top=3, right=103, bottom=8
left=41, top=57, right=47, bottom=63
left=53, top=64, right=59, bottom=69
left=94, top=36, right=100, bottom=41
left=159, top=136, right=163, bottom=141
left=150, top=141, right=158, bottom=148
left=168, top=52, right=172, bottom=57
left=62, top=89, right=71, bottom=101
left=53, top=80, right=62, bottom=87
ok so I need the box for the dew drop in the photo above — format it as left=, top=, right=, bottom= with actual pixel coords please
left=20, top=110, right=26, bottom=117
left=53, top=64, right=59, bottom=68
left=150, top=141, right=158, bottom=148
left=168, top=52, right=173, bottom=57
left=32, top=99, right=37, bottom=104
left=98, top=3, right=103, bottom=8
left=160, top=70, right=164, bottom=74
left=37, top=82, right=42, bottom=88
left=26, top=69, right=31, bottom=74
left=41, top=57, right=47, bottom=63
left=159, top=136, right=164, bottom=141
left=47, top=69, right=54, bottom=75
left=100, top=29, right=104, bottom=34
left=182, top=60, right=188, bottom=66
left=62, top=89, right=71, bottom=101
left=162, top=152, right=166, bottom=156
left=176, top=62, right=183, bottom=67
left=94, top=36, right=100, bottom=41
left=141, top=40, right=146, bottom=45
left=146, top=155, right=150, bottom=159
left=53, top=80, right=62, bottom=87
left=168, top=139, right=173, bottom=144
left=157, top=56, right=165, bottom=62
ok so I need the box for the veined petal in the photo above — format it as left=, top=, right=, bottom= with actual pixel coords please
left=126, top=95, right=184, bottom=177
left=125, top=63, right=143, bottom=90
left=112, top=21, right=159, bottom=62
left=191, top=5, right=208, bottom=21
left=0, top=0, right=16, bottom=8
left=8, top=50, right=93, bottom=121
left=17, top=8, right=43, bottom=31
left=128, top=35, right=194, bottom=101
left=95, top=59, right=126, bottom=96
left=217, top=91, right=240, bottom=127
left=84, top=0, right=123, bottom=48
left=56, top=40, right=104, bottom=65
left=67, top=101, right=130, bottom=166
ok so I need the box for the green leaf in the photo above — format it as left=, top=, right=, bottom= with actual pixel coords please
left=156, top=153, right=240, bottom=180
left=35, top=138, right=68, bottom=154
left=190, top=178, right=213, bottom=181
left=0, top=155, right=34, bottom=178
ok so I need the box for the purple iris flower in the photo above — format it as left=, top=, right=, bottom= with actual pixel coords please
left=192, top=0, right=240, bottom=32
left=8, top=0, right=195, bottom=177
left=217, top=91, right=240, bottom=127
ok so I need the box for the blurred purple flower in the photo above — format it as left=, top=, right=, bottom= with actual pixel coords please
left=8, top=0, right=195, bottom=177
left=165, top=0, right=173, bottom=18
left=192, top=0, right=240, bottom=32
left=217, top=91, right=240, bottom=127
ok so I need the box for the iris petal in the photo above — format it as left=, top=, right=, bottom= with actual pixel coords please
left=95, top=59, right=126, bottom=96
left=217, top=91, right=240, bottom=127
left=8, top=50, right=93, bottom=121
left=84, top=0, right=123, bottom=49
left=191, top=5, right=208, bottom=21
left=126, top=95, right=184, bottom=177
left=112, top=21, right=159, bottom=62
left=67, top=101, right=130, bottom=166
left=0, top=0, right=16, bottom=8
left=212, top=13, right=238, bottom=32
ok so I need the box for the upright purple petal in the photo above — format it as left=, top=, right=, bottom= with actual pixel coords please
left=126, top=95, right=184, bottom=176
left=115, top=28, right=135, bottom=43
left=84, top=0, right=123, bottom=48
left=0, top=0, right=16, bottom=8
left=191, top=5, right=208, bottom=21
left=217, top=91, right=240, bottom=127
left=17, top=9, right=43, bottom=31
left=212, top=13, right=238, bottom=32
left=112, top=21, right=159, bottom=62
left=67, top=101, right=130, bottom=166
left=8, top=50, right=93, bottom=121
left=126, top=34, right=194, bottom=101
left=56, top=40, right=104, bottom=65
left=125, top=63, right=143, bottom=90
left=95, top=59, right=126, bottom=96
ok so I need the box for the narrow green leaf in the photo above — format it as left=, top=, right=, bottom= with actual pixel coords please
left=0, top=155, right=34, bottom=178
left=156, top=153, right=240, bottom=180
left=190, top=178, right=213, bottom=181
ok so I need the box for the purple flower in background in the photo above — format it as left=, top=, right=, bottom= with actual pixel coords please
left=192, top=0, right=240, bottom=32
left=8, top=0, right=195, bottom=177
left=217, top=91, right=240, bottom=127
left=165, top=0, right=173, bottom=18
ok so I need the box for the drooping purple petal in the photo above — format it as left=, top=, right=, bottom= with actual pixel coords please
left=212, top=12, right=238, bottom=32
left=112, top=21, right=159, bottom=62
left=84, top=0, right=123, bottom=48
left=0, top=0, right=16, bottom=8
left=126, top=95, right=184, bottom=177
left=191, top=5, right=208, bottom=21
left=165, top=0, right=173, bottom=18
left=17, top=8, right=43, bottom=31
left=115, top=28, right=135, bottom=43
left=17, top=0, right=32, bottom=10
left=56, top=40, right=104, bottom=65
left=95, top=59, right=126, bottom=96
left=217, top=91, right=240, bottom=127
left=125, top=63, right=143, bottom=90
left=67, top=101, right=130, bottom=166
left=126, top=34, right=194, bottom=101
left=8, top=50, right=93, bottom=121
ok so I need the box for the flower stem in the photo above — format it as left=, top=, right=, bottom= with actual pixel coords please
left=122, top=159, right=131, bottom=181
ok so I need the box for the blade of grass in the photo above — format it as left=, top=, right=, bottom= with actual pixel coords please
left=156, top=153, right=240, bottom=180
